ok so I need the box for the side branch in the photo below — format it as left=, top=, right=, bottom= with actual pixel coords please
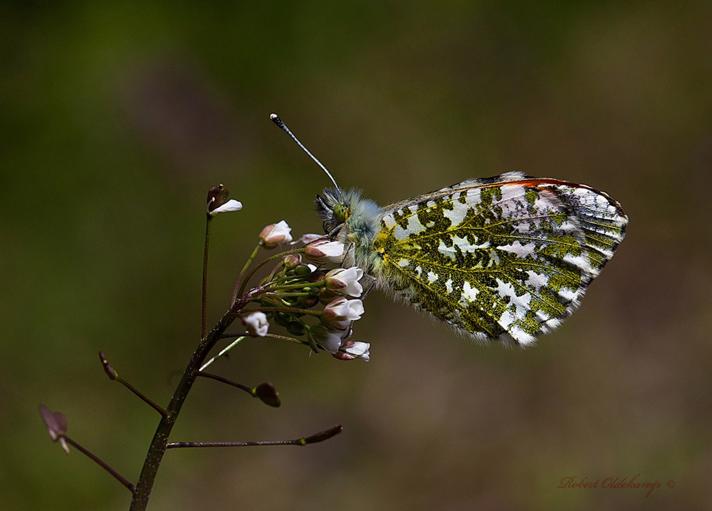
left=198, top=371, right=281, bottom=407
left=62, top=436, right=136, bottom=493
left=99, top=352, right=167, bottom=418
left=167, top=425, right=343, bottom=449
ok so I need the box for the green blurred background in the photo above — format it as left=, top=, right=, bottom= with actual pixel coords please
left=3, top=1, right=711, bottom=510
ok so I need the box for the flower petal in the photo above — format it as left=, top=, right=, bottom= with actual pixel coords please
left=210, top=199, right=243, bottom=215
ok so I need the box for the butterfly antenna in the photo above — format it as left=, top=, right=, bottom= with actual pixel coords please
left=270, top=113, right=341, bottom=195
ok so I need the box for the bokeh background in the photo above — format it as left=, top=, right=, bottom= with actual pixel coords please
left=3, top=2, right=711, bottom=510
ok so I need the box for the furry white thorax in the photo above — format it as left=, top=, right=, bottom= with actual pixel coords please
left=318, top=188, right=383, bottom=274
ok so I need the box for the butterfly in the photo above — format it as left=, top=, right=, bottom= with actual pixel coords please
left=271, top=114, right=628, bottom=346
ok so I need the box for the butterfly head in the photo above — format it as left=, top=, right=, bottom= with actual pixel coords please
left=315, top=188, right=381, bottom=239
left=315, top=188, right=349, bottom=234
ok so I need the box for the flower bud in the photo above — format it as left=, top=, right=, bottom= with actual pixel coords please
left=241, top=311, right=269, bottom=337
left=311, top=325, right=349, bottom=354
left=259, top=220, right=293, bottom=248
left=283, top=253, right=302, bottom=269
left=334, top=340, right=371, bottom=362
left=304, top=239, right=345, bottom=263
left=322, top=297, right=364, bottom=330
left=207, top=184, right=242, bottom=215
left=39, top=404, right=70, bottom=453
left=39, top=404, right=68, bottom=442
left=254, top=383, right=281, bottom=408
left=325, top=267, right=364, bottom=297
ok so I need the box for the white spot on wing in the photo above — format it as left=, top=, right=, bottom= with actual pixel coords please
left=438, top=239, right=456, bottom=260
left=559, top=287, right=578, bottom=302
left=465, top=187, right=481, bottom=206
left=563, top=253, right=597, bottom=276
left=445, top=278, right=453, bottom=294
left=394, top=214, right=427, bottom=240
left=452, top=235, right=489, bottom=253
left=525, top=270, right=549, bottom=291
left=443, top=195, right=469, bottom=226
left=461, top=281, right=479, bottom=302
left=382, top=214, right=396, bottom=229
left=497, top=240, right=537, bottom=258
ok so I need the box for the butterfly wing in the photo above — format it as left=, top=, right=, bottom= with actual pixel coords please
left=371, top=171, right=627, bottom=346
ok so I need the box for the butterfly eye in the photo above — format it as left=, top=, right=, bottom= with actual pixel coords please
left=333, top=204, right=350, bottom=222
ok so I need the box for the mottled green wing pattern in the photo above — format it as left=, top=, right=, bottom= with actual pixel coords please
left=372, top=172, right=627, bottom=345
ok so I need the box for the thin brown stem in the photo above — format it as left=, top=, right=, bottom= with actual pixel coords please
left=198, top=371, right=253, bottom=396
left=236, top=248, right=304, bottom=298
left=166, top=425, right=343, bottom=449
left=230, top=243, right=262, bottom=303
left=99, top=352, right=166, bottom=417
left=245, top=306, right=322, bottom=316
left=62, top=435, right=135, bottom=493
left=201, top=215, right=212, bottom=338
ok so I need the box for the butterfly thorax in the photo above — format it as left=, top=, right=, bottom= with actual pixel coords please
left=316, top=188, right=384, bottom=273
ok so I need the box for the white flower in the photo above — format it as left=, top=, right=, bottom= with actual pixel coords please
left=334, top=340, right=370, bottom=362
left=242, top=311, right=269, bottom=337
left=322, top=297, right=364, bottom=330
left=325, top=267, right=364, bottom=297
left=314, top=327, right=349, bottom=354
left=209, top=199, right=243, bottom=216
left=259, top=220, right=293, bottom=248
left=304, top=239, right=345, bottom=263
left=299, top=233, right=325, bottom=245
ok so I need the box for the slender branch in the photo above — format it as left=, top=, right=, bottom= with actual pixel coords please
left=218, top=332, right=308, bottom=346
left=231, top=243, right=261, bottom=303
left=199, top=336, right=247, bottom=372
left=61, top=435, right=135, bottom=493
left=198, top=371, right=252, bottom=395
left=98, top=352, right=167, bottom=417
left=236, top=248, right=304, bottom=298
left=198, top=372, right=282, bottom=407
left=271, top=281, right=325, bottom=292
left=262, top=333, right=310, bottom=345
left=166, top=425, right=343, bottom=449
left=267, top=291, right=314, bottom=298
left=201, top=215, right=212, bottom=338
left=246, top=306, right=322, bottom=316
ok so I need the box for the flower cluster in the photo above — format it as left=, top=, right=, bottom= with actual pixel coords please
left=248, top=227, right=370, bottom=361
left=211, top=209, right=371, bottom=362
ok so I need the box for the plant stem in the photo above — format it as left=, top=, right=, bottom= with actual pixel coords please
left=99, top=352, right=166, bottom=417
left=116, top=376, right=167, bottom=418
left=201, top=215, right=212, bottom=338
left=248, top=306, right=323, bottom=316
left=271, top=281, right=325, bottom=291
left=198, top=371, right=254, bottom=396
left=129, top=291, right=256, bottom=511
left=166, top=424, right=343, bottom=449
left=236, top=248, right=303, bottom=298
left=230, top=243, right=261, bottom=301
left=199, top=336, right=247, bottom=372
left=62, top=435, right=135, bottom=493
